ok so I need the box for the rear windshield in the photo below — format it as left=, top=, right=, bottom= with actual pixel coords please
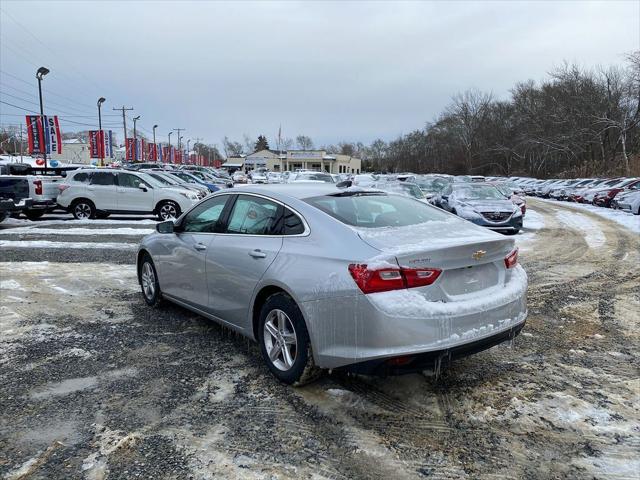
left=304, top=193, right=451, bottom=228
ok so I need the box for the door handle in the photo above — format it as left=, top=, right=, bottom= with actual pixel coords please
left=194, top=243, right=207, bottom=251
left=248, top=249, right=266, bottom=258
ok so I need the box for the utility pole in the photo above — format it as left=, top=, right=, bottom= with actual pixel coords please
left=133, top=116, right=140, bottom=162
left=19, top=124, right=23, bottom=162
left=172, top=128, right=184, bottom=150
left=113, top=106, right=133, bottom=149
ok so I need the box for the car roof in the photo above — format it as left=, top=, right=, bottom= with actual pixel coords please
left=228, top=183, right=384, bottom=201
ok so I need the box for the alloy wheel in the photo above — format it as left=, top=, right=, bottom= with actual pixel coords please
left=159, top=203, right=178, bottom=220
left=74, top=203, right=92, bottom=219
left=263, top=309, right=298, bottom=371
left=141, top=262, right=156, bottom=300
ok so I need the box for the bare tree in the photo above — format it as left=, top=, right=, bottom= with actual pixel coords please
left=296, top=135, right=314, bottom=150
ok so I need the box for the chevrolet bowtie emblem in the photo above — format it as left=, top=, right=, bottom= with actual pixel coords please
left=472, top=250, right=486, bottom=260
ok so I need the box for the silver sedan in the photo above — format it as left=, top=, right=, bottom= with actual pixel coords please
left=137, top=184, right=527, bottom=384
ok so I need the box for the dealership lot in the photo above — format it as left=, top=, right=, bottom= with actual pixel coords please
left=1, top=198, right=639, bottom=479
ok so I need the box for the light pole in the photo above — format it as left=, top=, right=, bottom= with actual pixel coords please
left=36, top=66, right=49, bottom=173
left=97, top=97, right=106, bottom=166
left=133, top=115, right=140, bottom=162
left=168, top=132, right=173, bottom=163
left=186, top=139, right=191, bottom=164
left=152, top=125, right=158, bottom=160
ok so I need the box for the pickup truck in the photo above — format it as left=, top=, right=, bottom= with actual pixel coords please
left=0, top=176, right=33, bottom=223
left=0, top=163, right=67, bottom=219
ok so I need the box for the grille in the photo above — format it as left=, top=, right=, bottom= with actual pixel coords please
left=481, top=211, right=512, bottom=222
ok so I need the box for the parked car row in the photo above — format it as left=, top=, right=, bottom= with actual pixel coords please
left=503, top=176, right=640, bottom=215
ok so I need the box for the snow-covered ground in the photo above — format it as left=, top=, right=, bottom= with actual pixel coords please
left=536, top=198, right=639, bottom=233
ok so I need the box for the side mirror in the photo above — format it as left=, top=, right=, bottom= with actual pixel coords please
left=139, top=184, right=148, bottom=192
left=441, top=195, right=449, bottom=201
left=156, top=221, right=174, bottom=234
left=336, top=180, right=353, bottom=188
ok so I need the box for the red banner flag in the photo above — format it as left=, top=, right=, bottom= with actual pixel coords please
left=125, top=138, right=135, bottom=161
left=25, top=115, right=45, bottom=154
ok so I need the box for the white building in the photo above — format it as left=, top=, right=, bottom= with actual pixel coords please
left=241, top=149, right=361, bottom=174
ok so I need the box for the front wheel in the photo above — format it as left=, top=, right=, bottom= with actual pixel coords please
left=258, top=293, right=321, bottom=386
left=139, top=254, right=162, bottom=306
left=157, top=201, right=181, bottom=221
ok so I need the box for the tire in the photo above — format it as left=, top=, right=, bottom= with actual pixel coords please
left=0, top=211, right=7, bottom=223
left=96, top=212, right=111, bottom=219
left=71, top=199, right=96, bottom=220
left=139, top=253, right=162, bottom=307
left=25, top=210, right=45, bottom=220
left=258, top=292, right=321, bottom=386
left=156, top=200, right=181, bottom=221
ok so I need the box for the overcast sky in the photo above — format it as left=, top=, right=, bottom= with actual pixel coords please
left=1, top=0, right=638, bottom=149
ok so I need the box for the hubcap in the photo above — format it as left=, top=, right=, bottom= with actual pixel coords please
left=141, top=262, right=156, bottom=299
left=75, top=203, right=91, bottom=219
left=263, top=309, right=298, bottom=371
left=160, top=204, right=177, bottom=219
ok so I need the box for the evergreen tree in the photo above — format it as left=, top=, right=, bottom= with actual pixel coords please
left=254, top=135, right=270, bottom=152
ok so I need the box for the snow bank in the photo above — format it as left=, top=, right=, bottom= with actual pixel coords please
left=0, top=240, right=138, bottom=249
left=0, top=227, right=153, bottom=236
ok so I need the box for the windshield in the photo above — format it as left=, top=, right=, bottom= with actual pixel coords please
left=295, top=173, right=335, bottom=183
left=375, top=183, right=425, bottom=199
left=453, top=184, right=507, bottom=200
left=414, top=177, right=450, bottom=192
left=304, top=193, right=450, bottom=228
left=137, top=172, right=165, bottom=188
left=147, top=173, right=179, bottom=185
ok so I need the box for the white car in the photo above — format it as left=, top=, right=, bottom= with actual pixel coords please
left=267, top=172, right=282, bottom=183
left=616, top=190, right=640, bottom=215
left=57, top=169, right=200, bottom=220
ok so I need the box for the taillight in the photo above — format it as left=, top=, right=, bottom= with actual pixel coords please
left=504, top=248, right=518, bottom=269
left=348, top=264, right=441, bottom=294
left=34, top=180, right=42, bottom=195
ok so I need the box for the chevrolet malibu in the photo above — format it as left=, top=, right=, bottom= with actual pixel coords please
left=137, top=185, right=527, bottom=384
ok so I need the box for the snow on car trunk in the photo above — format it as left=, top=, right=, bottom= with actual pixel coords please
left=356, top=219, right=516, bottom=299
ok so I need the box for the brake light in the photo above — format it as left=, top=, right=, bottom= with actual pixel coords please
left=348, top=264, right=441, bottom=294
left=504, top=248, right=518, bottom=269
left=34, top=180, right=42, bottom=195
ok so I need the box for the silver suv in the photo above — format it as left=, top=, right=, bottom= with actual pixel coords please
left=57, top=169, right=200, bottom=220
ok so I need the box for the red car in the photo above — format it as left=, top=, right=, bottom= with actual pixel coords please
left=593, top=178, right=640, bottom=207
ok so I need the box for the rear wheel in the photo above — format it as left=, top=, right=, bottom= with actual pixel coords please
left=139, top=254, right=162, bottom=306
left=157, top=200, right=180, bottom=221
left=71, top=200, right=96, bottom=220
left=258, top=293, right=321, bottom=386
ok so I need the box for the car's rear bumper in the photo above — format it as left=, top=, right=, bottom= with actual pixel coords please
left=302, top=265, right=528, bottom=369
left=342, top=320, right=526, bottom=375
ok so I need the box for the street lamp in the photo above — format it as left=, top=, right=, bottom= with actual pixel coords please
left=97, top=97, right=106, bottom=166
left=152, top=125, right=158, bottom=162
left=168, top=132, right=173, bottom=163
left=133, top=115, right=140, bottom=162
left=36, top=66, right=49, bottom=173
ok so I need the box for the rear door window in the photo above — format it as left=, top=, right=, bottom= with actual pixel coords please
left=90, top=172, right=115, bottom=186
left=73, top=172, right=92, bottom=183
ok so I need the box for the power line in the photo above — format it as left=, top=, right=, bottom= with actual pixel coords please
left=0, top=70, right=98, bottom=112
left=0, top=6, right=104, bottom=95
left=0, top=81, right=105, bottom=116
left=0, top=99, right=38, bottom=113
